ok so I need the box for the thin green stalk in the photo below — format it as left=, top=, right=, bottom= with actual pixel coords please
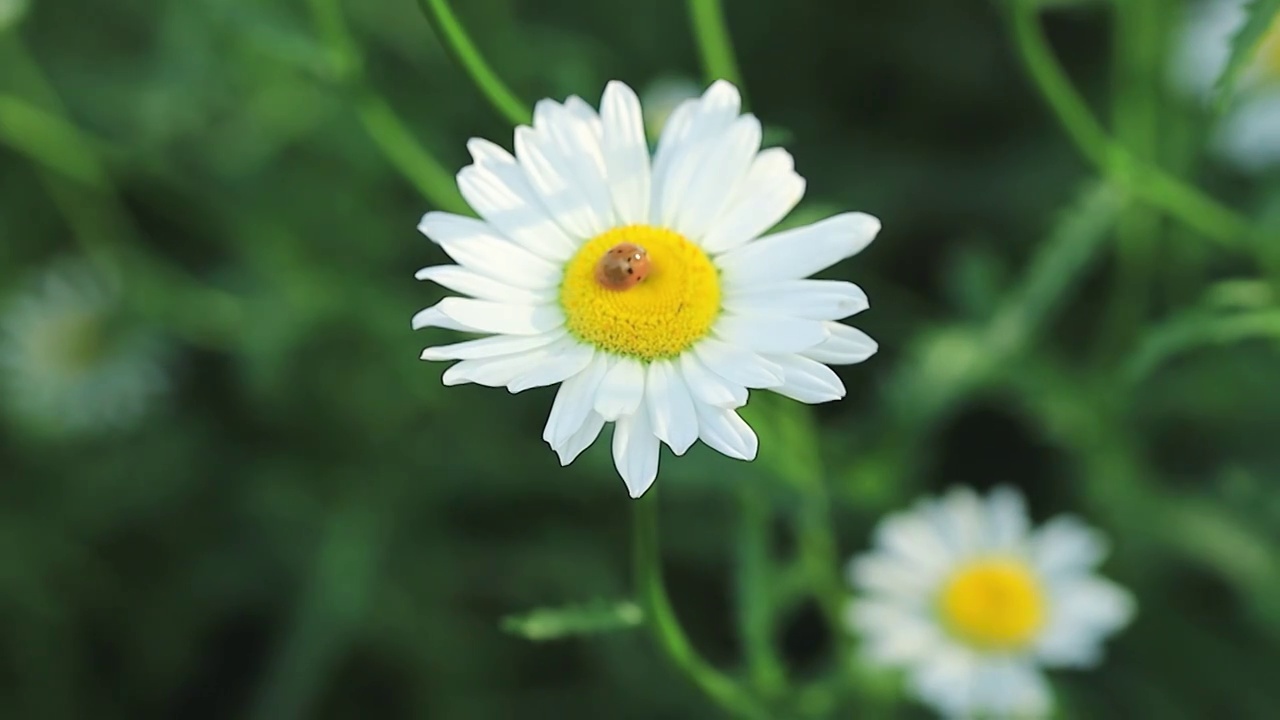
left=1008, top=0, right=1254, bottom=247
left=688, top=0, right=746, bottom=91
left=416, top=0, right=531, bottom=127
left=1106, top=0, right=1164, bottom=348
left=250, top=505, right=383, bottom=720
left=0, top=35, right=243, bottom=349
left=307, top=0, right=468, bottom=214
left=633, top=493, right=768, bottom=720
left=735, top=484, right=788, bottom=699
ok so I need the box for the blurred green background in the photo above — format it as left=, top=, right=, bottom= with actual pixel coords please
left=3, top=0, right=1280, bottom=717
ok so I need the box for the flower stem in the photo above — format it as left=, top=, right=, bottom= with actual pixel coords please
left=735, top=484, right=788, bottom=699
left=1008, top=0, right=1254, bottom=247
left=416, top=0, right=532, bottom=127
left=307, top=0, right=468, bottom=214
left=632, top=493, right=768, bottom=720
left=688, top=0, right=746, bottom=91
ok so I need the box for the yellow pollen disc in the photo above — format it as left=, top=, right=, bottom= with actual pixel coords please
left=938, top=558, right=1046, bottom=652
left=560, top=225, right=720, bottom=360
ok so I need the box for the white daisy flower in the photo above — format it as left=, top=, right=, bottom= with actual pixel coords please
left=0, top=259, right=169, bottom=435
left=413, top=80, right=880, bottom=498
left=846, top=487, right=1135, bottom=719
left=1173, top=0, right=1280, bottom=170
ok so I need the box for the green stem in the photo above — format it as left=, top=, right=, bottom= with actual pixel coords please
left=0, top=35, right=243, bottom=350
left=735, top=484, right=788, bottom=699
left=688, top=0, right=747, bottom=91
left=1008, top=0, right=1254, bottom=247
left=416, top=0, right=531, bottom=127
left=1105, top=0, right=1163, bottom=350
left=633, top=493, right=768, bottom=720
left=307, top=0, right=468, bottom=214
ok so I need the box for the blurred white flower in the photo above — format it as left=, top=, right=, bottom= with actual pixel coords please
left=846, top=487, right=1135, bottom=719
left=639, top=77, right=702, bottom=142
left=0, top=259, right=169, bottom=435
left=0, top=0, right=29, bottom=31
left=1173, top=0, right=1280, bottom=170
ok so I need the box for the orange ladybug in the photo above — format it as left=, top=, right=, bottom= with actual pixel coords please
left=594, top=243, right=650, bottom=290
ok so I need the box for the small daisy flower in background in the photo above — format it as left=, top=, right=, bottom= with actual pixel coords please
left=0, top=0, right=29, bottom=30
left=846, top=487, right=1135, bottom=718
left=0, top=259, right=169, bottom=436
left=639, top=77, right=702, bottom=142
left=413, top=80, right=880, bottom=498
left=1172, top=0, right=1280, bottom=171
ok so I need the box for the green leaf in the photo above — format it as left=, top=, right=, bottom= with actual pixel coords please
left=500, top=599, right=643, bottom=642
left=1214, top=0, right=1280, bottom=111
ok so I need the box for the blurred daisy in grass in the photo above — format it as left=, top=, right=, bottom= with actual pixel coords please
left=847, top=487, right=1134, bottom=718
left=1173, top=0, right=1280, bottom=171
left=639, top=77, right=702, bottom=143
left=0, top=259, right=168, bottom=435
left=413, top=80, right=879, bottom=498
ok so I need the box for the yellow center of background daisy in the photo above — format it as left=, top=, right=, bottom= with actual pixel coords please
left=938, top=558, right=1046, bottom=651
left=560, top=225, right=720, bottom=360
left=1263, top=18, right=1280, bottom=80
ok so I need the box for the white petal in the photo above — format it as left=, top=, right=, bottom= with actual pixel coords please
left=462, top=139, right=580, bottom=261
left=613, top=406, right=660, bottom=498
left=555, top=411, right=605, bottom=465
left=562, top=96, right=601, bottom=133
left=765, top=353, right=846, bottom=404
left=715, top=314, right=828, bottom=354
left=907, top=646, right=981, bottom=719
left=872, top=510, right=955, bottom=578
left=1036, top=577, right=1135, bottom=668
left=515, top=112, right=609, bottom=241
left=846, top=600, right=939, bottom=665
left=544, top=356, right=610, bottom=448
left=985, top=485, right=1030, bottom=551
left=594, top=357, right=646, bottom=421
left=646, top=360, right=698, bottom=455
left=931, top=486, right=990, bottom=556
left=599, top=81, right=652, bottom=225
left=677, top=352, right=748, bottom=408
left=650, top=80, right=742, bottom=225
left=692, top=337, right=785, bottom=389
left=421, top=330, right=564, bottom=361
left=531, top=100, right=614, bottom=229
left=970, top=659, right=1053, bottom=718
left=700, top=148, right=805, bottom=254
left=847, top=554, right=942, bottom=602
left=415, top=265, right=553, bottom=304
left=435, top=297, right=563, bottom=336
left=717, top=212, right=881, bottom=285
left=801, top=323, right=878, bottom=365
left=724, top=280, right=868, bottom=321
left=507, top=339, right=595, bottom=393
left=664, top=115, right=762, bottom=238
left=694, top=403, right=758, bottom=461
left=1031, top=515, right=1109, bottom=578
left=441, top=353, right=539, bottom=387
left=411, top=305, right=471, bottom=331
left=418, top=212, right=562, bottom=289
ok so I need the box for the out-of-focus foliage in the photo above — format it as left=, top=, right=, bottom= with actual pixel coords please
left=1, top=0, right=1279, bottom=718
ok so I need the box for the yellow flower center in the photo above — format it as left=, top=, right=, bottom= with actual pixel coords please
left=560, top=225, right=720, bottom=360
left=938, top=558, right=1046, bottom=652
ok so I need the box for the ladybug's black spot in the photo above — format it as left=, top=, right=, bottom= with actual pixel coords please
left=627, top=268, right=634, bottom=275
